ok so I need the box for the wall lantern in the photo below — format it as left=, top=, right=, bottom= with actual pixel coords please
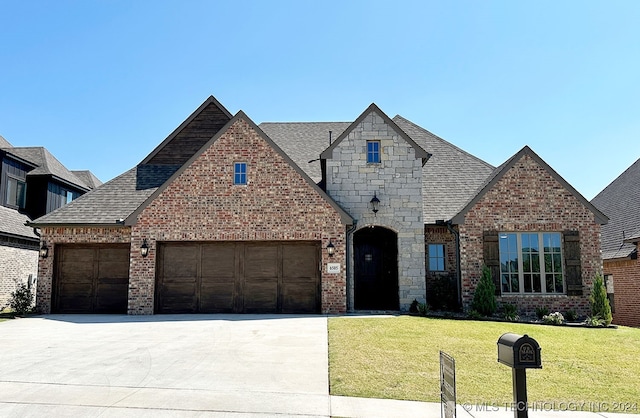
left=370, top=192, right=380, bottom=215
left=326, top=240, right=335, bottom=257
left=39, top=242, right=49, bottom=258
left=140, top=239, right=150, bottom=258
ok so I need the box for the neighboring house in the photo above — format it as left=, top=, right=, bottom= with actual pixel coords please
left=0, top=135, right=101, bottom=309
left=31, top=96, right=606, bottom=317
left=591, top=159, right=640, bottom=327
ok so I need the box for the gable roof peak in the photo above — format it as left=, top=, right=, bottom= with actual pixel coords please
left=451, top=145, right=608, bottom=225
left=320, top=103, right=431, bottom=162
left=141, top=95, right=233, bottom=166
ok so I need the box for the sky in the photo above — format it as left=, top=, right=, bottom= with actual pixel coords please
left=1, top=0, right=639, bottom=200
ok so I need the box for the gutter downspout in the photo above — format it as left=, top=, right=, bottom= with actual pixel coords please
left=345, top=220, right=358, bottom=312
left=445, top=220, right=462, bottom=310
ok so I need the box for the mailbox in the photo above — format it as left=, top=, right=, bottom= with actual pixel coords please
left=497, top=333, right=542, bottom=369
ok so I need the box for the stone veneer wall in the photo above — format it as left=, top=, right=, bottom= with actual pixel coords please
left=325, top=111, right=425, bottom=311
left=604, top=253, right=640, bottom=327
left=129, top=116, right=347, bottom=314
left=458, top=154, right=602, bottom=317
left=0, top=239, right=38, bottom=310
left=35, top=227, right=132, bottom=313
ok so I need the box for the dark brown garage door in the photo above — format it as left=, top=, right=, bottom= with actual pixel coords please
left=53, top=244, right=130, bottom=314
left=155, top=241, right=320, bottom=314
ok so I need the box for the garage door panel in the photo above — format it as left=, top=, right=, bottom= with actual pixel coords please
left=201, top=243, right=236, bottom=276
left=200, top=282, right=234, bottom=312
left=54, top=245, right=130, bottom=314
left=163, top=246, right=198, bottom=277
left=283, top=245, right=318, bottom=278
left=57, top=283, right=93, bottom=312
left=244, top=245, right=278, bottom=278
left=282, top=278, right=318, bottom=313
left=244, top=280, right=278, bottom=313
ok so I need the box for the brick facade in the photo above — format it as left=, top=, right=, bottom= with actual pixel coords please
left=0, top=241, right=38, bottom=310
left=35, top=227, right=132, bottom=313
left=324, top=110, right=425, bottom=310
left=424, top=225, right=458, bottom=310
left=129, top=116, right=347, bottom=314
left=458, top=154, right=602, bottom=317
left=604, top=250, right=640, bottom=327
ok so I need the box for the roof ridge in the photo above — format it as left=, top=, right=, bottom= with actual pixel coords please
left=393, top=115, right=495, bottom=170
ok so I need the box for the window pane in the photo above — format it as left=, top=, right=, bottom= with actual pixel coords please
left=367, top=141, right=380, bottom=163
left=428, top=244, right=445, bottom=271
left=234, top=163, right=247, bottom=185
left=533, top=274, right=541, bottom=292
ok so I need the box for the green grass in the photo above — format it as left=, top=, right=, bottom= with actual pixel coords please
left=329, top=316, right=640, bottom=409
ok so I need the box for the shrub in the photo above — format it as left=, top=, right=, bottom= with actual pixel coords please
left=584, top=315, right=605, bottom=327
left=535, top=306, right=550, bottom=320
left=471, top=266, right=496, bottom=316
left=564, top=309, right=578, bottom=322
left=467, top=309, right=482, bottom=320
left=9, top=282, right=34, bottom=315
left=409, top=299, right=419, bottom=314
left=417, top=302, right=429, bottom=317
left=589, top=274, right=612, bottom=326
left=502, top=303, right=519, bottom=322
left=542, top=312, right=564, bottom=325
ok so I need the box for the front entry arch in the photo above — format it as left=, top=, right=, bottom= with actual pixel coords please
left=354, top=227, right=399, bottom=310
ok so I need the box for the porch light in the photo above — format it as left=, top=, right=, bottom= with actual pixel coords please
left=326, top=240, right=335, bottom=257
left=140, top=239, right=150, bottom=258
left=370, top=193, right=380, bottom=215
left=39, top=242, right=49, bottom=258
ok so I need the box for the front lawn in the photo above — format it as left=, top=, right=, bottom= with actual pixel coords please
left=328, top=316, right=640, bottom=410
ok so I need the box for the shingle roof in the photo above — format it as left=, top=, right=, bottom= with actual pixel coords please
left=31, top=165, right=180, bottom=225
left=5, top=147, right=89, bottom=191
left=0, top=205, right=38, bottom=240
left=259, top=122, right=351, bottom=182
left=71, top=170, right=103, bottom=190
left=0, top=135, right=12, bottom=148
left=263, top=115, right=493, bottom=224
left=452, top=146, right=609, bottom=226
left=591, top=158, right=640, bottom=259
left=393, top=116, right=495, bottom=223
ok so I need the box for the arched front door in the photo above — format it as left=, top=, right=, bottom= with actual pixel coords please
left=354, top=227, right=399, bottom=310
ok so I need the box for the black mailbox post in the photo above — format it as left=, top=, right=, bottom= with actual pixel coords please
left=497, top=333, right=542, bottom=418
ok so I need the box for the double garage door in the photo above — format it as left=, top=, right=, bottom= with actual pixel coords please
left=156, top=241, right=320, bottom=314
left=53, top=244, right=130, bottom=314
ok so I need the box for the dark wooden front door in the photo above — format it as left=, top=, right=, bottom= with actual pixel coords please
left=53, top=244, right=130, bottom=314
left=354, top=227, right=399, bottom=310
left=155, top=241, right=320, bottom=314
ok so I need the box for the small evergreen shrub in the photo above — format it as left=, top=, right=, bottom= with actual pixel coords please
left=467, top=309, right=482, bottom=320
left=564, top=309, right=578, bottom=322
left=542, top=312, right=564, bottom=325
left=409, top=299, right=419, bottom=314
left=417, top=302, right=429, bottom=317
left=471, top=266, right=496, bottom=316
left=9, top=282, right=34, bottom=315
left=535, top=306, right=550, bottom=320
left=589, top=274, right=612, bottom=326
left=502, top=303, right=519, bottom=322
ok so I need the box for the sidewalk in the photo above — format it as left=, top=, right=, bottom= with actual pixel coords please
left=331, top=396, right=640, bottom=418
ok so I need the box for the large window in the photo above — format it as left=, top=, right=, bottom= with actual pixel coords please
left=499, top=232, right=564, bottom=294
left=428, top=244, right=445, bottom=271
left=6, top=177, right=27, bottom=208
left=234, top=162, right=247, bottom=185
left=366, top=141, right=381, bottom=163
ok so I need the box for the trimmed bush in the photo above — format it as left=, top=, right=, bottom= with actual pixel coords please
left=9, top=282, right=34, bottom=315
left=471, top=266, right=496, bottom=316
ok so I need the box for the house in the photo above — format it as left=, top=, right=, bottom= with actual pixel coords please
left=591, top=159, right=640, bottom=327
left=30, top=96, right=606, bottom=317
left=0, top=135, right=101, bottom=309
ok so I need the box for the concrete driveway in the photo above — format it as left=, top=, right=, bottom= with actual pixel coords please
left=0, top=314, right=331, bottom=417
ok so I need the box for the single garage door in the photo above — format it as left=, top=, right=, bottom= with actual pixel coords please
left=155, top=241, right=320, bottom=314
left=53, top=244, right=130, bottom=314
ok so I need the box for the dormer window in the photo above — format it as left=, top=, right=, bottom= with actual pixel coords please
left=6, top=176, right=27, bottom=209
left=234, top=162, right=247, bottom=185
left=367, top=141, right=381, bottom=164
